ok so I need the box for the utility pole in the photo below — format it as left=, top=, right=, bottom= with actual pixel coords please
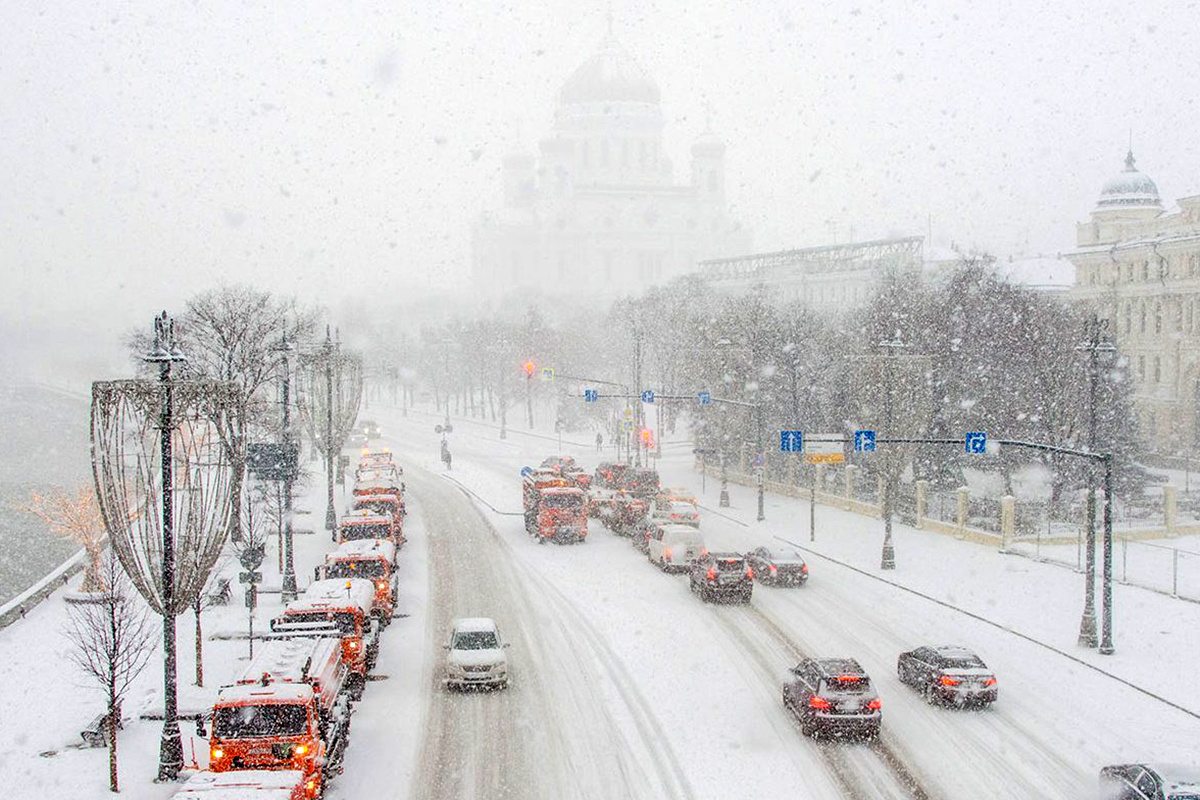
left=633, top=326, right=643, bottom=467
left=144, top=313, right=186, bottom=782
left=755, top=401, right=765, bottom=522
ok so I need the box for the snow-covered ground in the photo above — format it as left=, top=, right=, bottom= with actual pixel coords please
left=4, top=398, right=1200, bottom=799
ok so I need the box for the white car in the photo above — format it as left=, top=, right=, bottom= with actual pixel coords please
left=649, top=498, right=700, bottom=528
left=443, top=617, right=510, bottom=690
left=647, top=524, right=706, bottom=572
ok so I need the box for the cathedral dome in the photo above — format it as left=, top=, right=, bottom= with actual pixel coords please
left=1096, top=150, right=1162, bottom=210
left=558, top=35, right=660, bottom=106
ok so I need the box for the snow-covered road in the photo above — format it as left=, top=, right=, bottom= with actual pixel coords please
left=363, top=401, right=1200, bottom=800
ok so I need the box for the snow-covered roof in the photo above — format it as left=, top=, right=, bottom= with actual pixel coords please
left=288, top=578, right=376, bottom=616
left=329, top=538, right=396, bottom=562
left=340, top=510, right=392, bottom=525
left=235, top=638, right=327, bottom=686
left=452, top=617, right=498, bottom=633
left=1149, top=764, right=1200, bottom=792
left=172, top=770, right=304, bottom=799
left=215, top=681, right=313, bottom=706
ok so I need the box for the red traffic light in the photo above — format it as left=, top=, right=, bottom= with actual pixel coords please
left=523, top=361, right=536, bottom=376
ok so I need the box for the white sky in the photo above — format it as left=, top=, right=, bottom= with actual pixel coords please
left=2, top=0, right=1199, bottom=380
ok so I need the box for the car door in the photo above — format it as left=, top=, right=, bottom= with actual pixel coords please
left=910, top=647, right=937, bottom=686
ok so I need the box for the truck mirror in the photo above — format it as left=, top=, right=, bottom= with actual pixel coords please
left=313, top=566, right=320, bottom=581
left=195, top=716, right=207, bottom=738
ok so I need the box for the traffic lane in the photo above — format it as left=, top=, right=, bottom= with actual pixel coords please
left=381, top=413, right=848, bottom=800
left=404, top=463, right=682, bottom=800
left=690, top=511, right=1188, bottom=798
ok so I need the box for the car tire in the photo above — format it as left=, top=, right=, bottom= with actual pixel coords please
left=923, top=681, right=939, bottom=705
left=700, top=586, right=711, bottom=603
left=800, top=715, right=817, bottom=738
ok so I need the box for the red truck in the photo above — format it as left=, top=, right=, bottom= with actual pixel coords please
left=207, top=636, right=350, bottom=796
left=522, top=468, right=588, bottom=544
left=272, top=578, right=379, bottom=696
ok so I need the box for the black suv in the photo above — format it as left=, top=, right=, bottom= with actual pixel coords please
left=897, top=645, right=997, bottom=706
left=782, top=657, right=881, bottom=739
left=688, top=552, right=752, bottom=603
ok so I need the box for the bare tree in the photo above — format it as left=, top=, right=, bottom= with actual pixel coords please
left=64, top=549, right=156, bottom=793
left=15, top=485, right=107, bottom=593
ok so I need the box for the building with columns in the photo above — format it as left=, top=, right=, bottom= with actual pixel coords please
left=1067, top=150, right=1200, bottom=448
left=471, top=32, right=749, bottom=301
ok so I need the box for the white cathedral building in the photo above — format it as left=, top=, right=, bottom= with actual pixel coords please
left=471, top=33, right=750, bottom=300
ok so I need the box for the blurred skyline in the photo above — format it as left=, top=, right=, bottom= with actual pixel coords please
left=3, top=0, right=1199, bottom=383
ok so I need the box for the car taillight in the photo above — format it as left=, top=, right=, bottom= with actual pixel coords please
left=746, top=568, right=755, bottom=579
left=700, top=548, right=708, bottom=557
left=983, top=677, right=997, bottom=686
left=769, top=564, right=778, bottom=574
left=706, top=568, right=717, bottom=581
left=809, top=695, right=832, bottom=709
left=866, top=698, right=882, bottom=710
left=801, top=564, right=808, bottom=572
left=938, top=675, right=960, bottom=686
left=664, top=548, right=672, bottom=561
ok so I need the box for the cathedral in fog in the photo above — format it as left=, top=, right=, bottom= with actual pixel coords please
left=471, top=32, right=750, bottom=300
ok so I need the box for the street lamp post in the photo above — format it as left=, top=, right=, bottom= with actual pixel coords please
left=1076, top=314, right=1116, bottom=649
left=755, top=401, right=765, bottom=522
left=143, top=313, right=187, bottom=782
left=878, top=334, right=907, bottom=571
left=274, top=334, right=298, bottom=601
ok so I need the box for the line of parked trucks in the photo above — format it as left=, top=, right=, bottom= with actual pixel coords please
left=171, top=443, right=406, bottom=800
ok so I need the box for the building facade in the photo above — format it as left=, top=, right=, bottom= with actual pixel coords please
left=1067, top=150, right=1200, bottom=447
left=697, top=236, right=926, bottom=310
left=471, top=34, right=749, bottom=301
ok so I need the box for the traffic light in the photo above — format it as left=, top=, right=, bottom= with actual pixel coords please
left=639, top=427, right=654, bottom=448
left=523, top=360, right=536, bottom=377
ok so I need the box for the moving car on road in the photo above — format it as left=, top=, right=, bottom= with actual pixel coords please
left=745, top=547, right=809, bottom=587
left=782, top=657, right=882, bottom=740
left=647, top=524, right=706, bottom=572
left=360, top=420, right=382, bottom=439
left=688, top=552, right=753, bottom=603
left=443, top=617, right=510, bottom=690
left=897, top=645, right=998, bottom=707
left=1099, top=764, right=1200, bottom=799
left=648, top=497, right=700, bottom=528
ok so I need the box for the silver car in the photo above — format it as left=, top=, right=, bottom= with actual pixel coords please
left=443, top=617, right=510, bottom=690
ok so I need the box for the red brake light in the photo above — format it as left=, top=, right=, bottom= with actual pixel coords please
left=938, top=675, right=960, bottom=687
left=706, top=568, right=716, bottom=581
left=809, top=695, right=832, bottom=709
left=983, top=677, right=997, bottom=686
left=801, top=564, right=808, bottom=572
left=769, top=564, right=778, bottom=574
left=746, top=568, right=754, bottom=580
left=835, top=675, right=861, bottom=682
left=866, top=698, right=882, bottom=710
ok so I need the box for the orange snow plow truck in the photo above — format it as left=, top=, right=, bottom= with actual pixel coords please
left=317, top=538, right=398, bottom=625
left=522, top=467, right=588, bottom=544
left=207, top=636, right=351, bottom=797
left=271, top=578, right=380, bottom=696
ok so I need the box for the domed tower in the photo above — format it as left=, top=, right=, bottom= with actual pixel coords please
left=691, top=130, right=726, bottom=204
left=551, top=31, right=666, bottom=187
left=1079, top=149, right=1163, bottom=245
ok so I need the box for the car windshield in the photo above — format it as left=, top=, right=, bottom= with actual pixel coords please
left=357, top=500, right=397, bottom=515
left=327, top=561, right=386, bottom=579
left=941, top=656, right=985, bottom=669
left=214, top=704, right=307, bottom=739
left=453, top=631, right=499, bottom=650
left=341, top=524, right=391, bottom=540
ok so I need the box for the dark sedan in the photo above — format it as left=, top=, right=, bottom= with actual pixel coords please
left=897, top=645, right=997, bottom=707
left=745, top=547, right=808, bottom=586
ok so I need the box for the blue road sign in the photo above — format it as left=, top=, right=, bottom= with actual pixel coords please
left=854, top=430, right=876, bottom=452
left=520, top=466, right=533, bottom=477
left=641, top=390, right=655, bottom=404
left=583, top=389, right=599, bottom=402
left=965, top=432, right=987, bottom=454
left=697, top=391, right=711, bottom=405
left=752, top=453, right=766, bottom=468
left=779, top=430, right=804, bottom=452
